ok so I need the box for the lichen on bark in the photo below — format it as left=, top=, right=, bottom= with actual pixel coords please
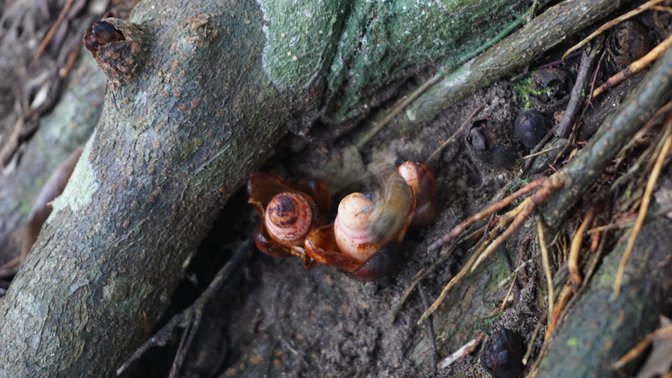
left=257, top=0, right=346, bottom=88
left=326, top=0, right=530, bottom=122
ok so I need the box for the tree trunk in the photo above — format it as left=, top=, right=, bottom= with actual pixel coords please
left=0, top=0, right=530, bottom=375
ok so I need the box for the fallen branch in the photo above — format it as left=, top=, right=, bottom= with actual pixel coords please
left=396, top=0, right=629, bottom=129
left=538, top=210, right=672, bottom=376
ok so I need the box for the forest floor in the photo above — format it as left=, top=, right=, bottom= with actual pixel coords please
left=1, top=1, right=671, bottom=377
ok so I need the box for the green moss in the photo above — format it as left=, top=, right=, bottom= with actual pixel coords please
left=566, top=337, right=578, bottom=347
left=481, top=311, right=503, bottom=328
left=512, top=74, right=547, bottom=109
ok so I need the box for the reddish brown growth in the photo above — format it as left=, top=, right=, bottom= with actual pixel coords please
left=248, top=161, right=437, bottom=281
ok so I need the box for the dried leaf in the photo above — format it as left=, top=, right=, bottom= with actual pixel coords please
left=637, top=316, right=672, bottom=378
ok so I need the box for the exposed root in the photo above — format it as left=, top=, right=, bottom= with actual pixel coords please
left=426, top=105, right=483, bottom=164
left=522, top=317, right=545, bottom=367
left=419, top=285, right=439, bottom=376
left=611, top=322, right=672, bottom=370
left=427, top=177, right=547, bottom=252
left=418, top=174, right=565, bottom=325
left=545, top=283, right=573, bottom=341
left=116, top=240, right=251, bottom=375
left=32, top=0, right=75, bottom=63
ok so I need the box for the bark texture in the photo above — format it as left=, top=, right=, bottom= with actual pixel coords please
left=0, top=0, right=531, bottom=375
left=0, top=1, right=304, bottom=375
left=538, top=200, right=672, bottom=377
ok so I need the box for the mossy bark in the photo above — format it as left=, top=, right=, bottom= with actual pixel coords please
left=0, top=0, right=532, bottom=375
left=538, top=202, right=672, bottom=377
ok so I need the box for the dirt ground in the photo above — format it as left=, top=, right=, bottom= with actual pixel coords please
left=1, top=1, right=670, bottom=377
left=154, top=65, right=641, bottom=377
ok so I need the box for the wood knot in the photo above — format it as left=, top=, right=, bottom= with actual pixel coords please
left=84, top=21, right=125, bottom=54
left=83, top=18, right=147, bottom=82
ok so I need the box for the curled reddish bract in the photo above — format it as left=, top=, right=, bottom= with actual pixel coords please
left=247, top=172, right=330, bottom=260
left=398, top=161, right=437, bottom=230
left=247, top=161, right=437, bottom=280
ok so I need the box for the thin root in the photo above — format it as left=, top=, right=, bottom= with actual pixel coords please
left=427, top=105, right=484, bottom=164
left=611, top=324, right=672, bottom=370
left=419, top=175, right=564, bottom=325
left=428, top=177, right=546, bottom=252
left=537, top=219, right=554, bottom=324
left=568, top=206, right=596, bottom=288
left=33, top=0, right=75, bottom=64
